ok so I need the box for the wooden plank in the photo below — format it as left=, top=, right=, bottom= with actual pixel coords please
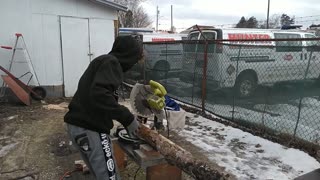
left=1, top=75, right=30, bottom=105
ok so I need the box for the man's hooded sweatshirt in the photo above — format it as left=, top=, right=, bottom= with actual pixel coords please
left=64, top=36, right=142, bottom=133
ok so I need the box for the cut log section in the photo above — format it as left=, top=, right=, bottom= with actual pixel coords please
left=137, top=124, right=233, bottom=180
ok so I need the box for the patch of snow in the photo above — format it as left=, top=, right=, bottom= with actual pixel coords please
left=178, top=114, right=320, bottom=179
left=172, top=95, right=320, bottom=143
left=0, top=142, right=19, bottom=158
left=294, top=97, right=320, bottom=108
left=6, top=115, right=19, bottom=121
left=121, top=96, right=320, bottom=179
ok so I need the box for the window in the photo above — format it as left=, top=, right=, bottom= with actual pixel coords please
left=199, top=32, right=216, bottom=40
left=305, top=34, right=320, bottom=52
left=198, top=32, right=217, bottom=53
left=184, top=32, right=199, bottom=52
left=305, top=34, right=317, bottom=46
left=188, top=32, right=199, bottom=40
left=274, top=33, right=302, bottom=52
left=185, top=31, right=217, bottom=53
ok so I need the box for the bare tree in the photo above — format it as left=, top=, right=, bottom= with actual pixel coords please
left=115, top=0, right=152, bottom=28
left=259, top=14, right=281, bottom=29
left=132, top=5, right=152, bottom=27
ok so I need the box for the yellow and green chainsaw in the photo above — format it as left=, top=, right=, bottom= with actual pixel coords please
left=130, top=80, right=167, bottom=118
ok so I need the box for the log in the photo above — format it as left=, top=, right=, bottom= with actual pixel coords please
left=137, top=124, right=233, bottom=180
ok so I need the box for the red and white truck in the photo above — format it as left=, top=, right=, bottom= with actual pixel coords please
left=181, top=28, right=320, bottom=97
left=143, top=33, right=187, bottom=79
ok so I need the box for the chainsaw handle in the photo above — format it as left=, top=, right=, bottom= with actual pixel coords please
left=149, top=80, right=167, bottom=96
left=1, top=46, right=13, bottom=50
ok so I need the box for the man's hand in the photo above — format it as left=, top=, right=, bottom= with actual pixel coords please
left=125, top=116, right=141, bottom=138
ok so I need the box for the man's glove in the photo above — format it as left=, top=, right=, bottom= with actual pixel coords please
left=125, top=116, right=140, bottom=138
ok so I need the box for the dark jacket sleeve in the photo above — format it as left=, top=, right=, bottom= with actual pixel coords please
left=89, top=59, right=134, bottom=127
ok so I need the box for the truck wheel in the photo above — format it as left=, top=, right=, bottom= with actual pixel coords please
left=153, top=62, right=169, bottom=80
left=235, top=73, right=257, bottom=98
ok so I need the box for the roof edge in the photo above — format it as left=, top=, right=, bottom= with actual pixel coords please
left=89, top=0, right=127, bottom=12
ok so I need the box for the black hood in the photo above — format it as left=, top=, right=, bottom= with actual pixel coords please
left=109, top=36, right=143, bottom=72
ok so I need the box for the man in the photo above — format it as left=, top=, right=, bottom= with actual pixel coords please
left=64, top=35, right=143, bottom=180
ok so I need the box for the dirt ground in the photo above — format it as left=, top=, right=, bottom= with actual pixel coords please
left=0, top=98, right=220, bottom=180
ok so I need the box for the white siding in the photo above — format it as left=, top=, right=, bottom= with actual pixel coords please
left=31, top=14, right=62, bottom=85
left=0, top=0, right=32, bottom=77
left=89, top=19, right=115, bottom=59
left=0, top=0, right=117, bottom=87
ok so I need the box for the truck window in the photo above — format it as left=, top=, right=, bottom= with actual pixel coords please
left=199, top=32, right=216, bottom=40
left=305, top=34, right=320, bottom=52
left=274, top=33, right=302, bottom=52
left=199, top=32, right=216, bottom=53
left=184, top=32, right=199, bottom=52
left=189, top=32, right=199, bottom=40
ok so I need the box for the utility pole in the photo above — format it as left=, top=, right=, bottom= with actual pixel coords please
left=266, top=0, right=270, bottom=29
left=156, top=6, right=159, bottom=32
left=171, top=5, right=173, bottom=32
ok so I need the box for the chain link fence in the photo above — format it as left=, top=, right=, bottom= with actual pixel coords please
left=125, top=38, right=320, bottom=146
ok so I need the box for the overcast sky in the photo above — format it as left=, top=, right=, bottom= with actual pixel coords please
left=141, top=0, right=320, bottom=31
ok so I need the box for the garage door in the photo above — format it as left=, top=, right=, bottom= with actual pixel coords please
left=60, top=17, right=90, bottom=97
left=60, top=17, right=115, bottom=97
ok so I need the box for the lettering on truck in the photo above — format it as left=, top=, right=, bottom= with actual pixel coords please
left=152, top=38, right=175, bottom=42
left=228, top=33, right=272, bottom=44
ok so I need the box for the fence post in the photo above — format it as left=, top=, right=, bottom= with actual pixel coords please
left=293, top=48, right=314, bottom=139
left=231, top=46, right=242, bottom=121
left=165, top=42, right=168, bottom=86
left=201, top=41, right=209, bottom=112
left=143, top=44, right=147, bottom=85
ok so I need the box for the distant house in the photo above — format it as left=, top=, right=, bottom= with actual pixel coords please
left=0, top=0, right=127, bottom=97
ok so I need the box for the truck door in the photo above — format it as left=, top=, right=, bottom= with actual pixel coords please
left=303, top=34, right=320, bottom=80
left=195, top=31, right=217, bottom=82
left=273, top=33, right=304, bottom=82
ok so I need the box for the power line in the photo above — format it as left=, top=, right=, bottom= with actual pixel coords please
left=296, top=19, right=320, bottom=23
left=212, top=14, right=320, bottom=27
left=295, top=15, right=320, bottom=19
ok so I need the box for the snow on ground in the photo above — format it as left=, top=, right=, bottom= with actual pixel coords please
left=179, top=112, right=320, bottom=179
left=169, top=90, right=320, bottom=143
left=121, top=97, right=320, bottom=179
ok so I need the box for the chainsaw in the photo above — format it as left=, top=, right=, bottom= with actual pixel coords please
left=116, top=80, right=167, bottom=144
left=130, top=80, right=167, bottom=119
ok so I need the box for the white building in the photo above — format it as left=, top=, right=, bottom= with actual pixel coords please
left=0, top=0, right=126, bottom=97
